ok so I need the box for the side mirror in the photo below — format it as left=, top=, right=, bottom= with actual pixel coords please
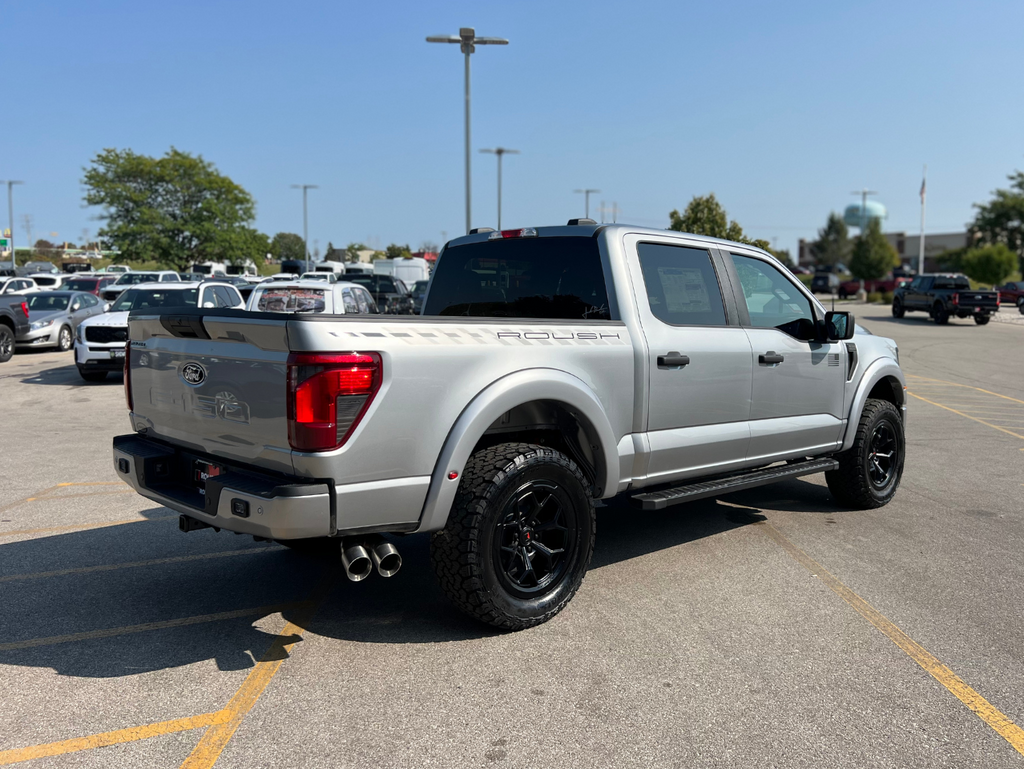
left=202, top=301, right=216, bottom=308
left=103, top=303, right=111, bottom=312
left=825, top=311, right=855, bottom=341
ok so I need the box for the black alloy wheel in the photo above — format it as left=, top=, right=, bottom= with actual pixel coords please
left=494, top=480, right=577, bottom=598
left=892, top=298, right=905, bottom=318
left=866, top=421, right=898, bottom=489
left=0, top=325, right=13, bottom=363
left=431, top=443, right=596, bottom=630
left=826, top=398, right=905, bottom=509
left=933, top=303, right=949, bottom=324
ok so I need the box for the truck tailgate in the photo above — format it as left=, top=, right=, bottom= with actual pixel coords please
left=128, top=314, right=294, bottom=473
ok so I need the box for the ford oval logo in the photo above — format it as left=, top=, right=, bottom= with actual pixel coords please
left=181, top=362, right=206, bottom=386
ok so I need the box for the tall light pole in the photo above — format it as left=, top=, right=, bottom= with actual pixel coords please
left=574, top=188, right=600, bottom=220
left=1, top=180, right=24, bottom=270
left=290, top=184, right=318, bottom=273
left=427, top=27, right=509, bottom=234
left=479, top=147, right=519, bottom=230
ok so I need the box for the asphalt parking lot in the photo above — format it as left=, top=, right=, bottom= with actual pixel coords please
left=1, top=303, right=1023, bottom=768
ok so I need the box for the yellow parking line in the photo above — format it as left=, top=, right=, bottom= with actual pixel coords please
left=0, top=486, right=64, bottom=515
left=0, top=603, right=294, bottom=652
left=760, top=522, right=1024, bottom=756
left=0, top=712, right=230, bottom=766
left=0, top=516, right=177, bottom=539
left=906, top=375, right=1024, bottom=405
left=908, top=393, right=1024, bottom=441
left=0, top=546, right=282, bottom=584
left=180, top=570, right=340, bottom=769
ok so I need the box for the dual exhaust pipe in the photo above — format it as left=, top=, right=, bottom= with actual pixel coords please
left=341, top=535, right=402, bottom=582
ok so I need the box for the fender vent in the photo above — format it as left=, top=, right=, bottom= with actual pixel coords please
left=845, top=343, right=858, bottom=381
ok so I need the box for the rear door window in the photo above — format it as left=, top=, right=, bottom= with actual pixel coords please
left=637, top=243, right=727, bottom=326
left=424, top=237, right=610, bottom=319
left=355, top=288, right=374, bottom=313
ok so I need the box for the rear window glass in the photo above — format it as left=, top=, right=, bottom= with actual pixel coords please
left=345, top=275, right=398, bottom=294
left=113, top=289, right=199, bottom=311
left=256, top=287, right=326, bottom=313
left=66, top=279, right=99, bottom=291
left=934, top=276, right=970, bottom=290
left=637, top=244, right=726, bottom=326
left=28, top=294, right=70, bottom=311
left=424, top=237, right=610, bottom=320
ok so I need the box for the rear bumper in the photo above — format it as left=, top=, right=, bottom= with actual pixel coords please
left=112, top=434, right=332, bottom=539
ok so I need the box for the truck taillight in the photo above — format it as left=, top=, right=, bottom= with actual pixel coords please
left=952, top=293, right=959, bottom=306
left=20, top=301, right=28, bottom=319
left=124, top=340, right=133, bottom=411
left=287, top=352, right=382, bottom=452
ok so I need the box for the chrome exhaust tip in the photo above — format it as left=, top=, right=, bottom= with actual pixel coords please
left=340, top=542, right=373, bottom=582
left=370, top=540, right=402, bottom=578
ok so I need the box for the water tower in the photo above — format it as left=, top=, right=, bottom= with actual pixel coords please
left=843, top=189, right=887, bottom=230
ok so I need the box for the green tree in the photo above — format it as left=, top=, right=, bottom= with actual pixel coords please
left=82, top=147, right=261, bottom=271
left=269, top=232, right=306, bottom=262
left=970, top=170, right=1024, bottom=274
left=769, top=248, right=795, bottom=269
left=811, top=212, right=851, bottom=268
left=344, top=242, right=369, bottom=263
left=850, top=219, right=899, bottom=281
left=961, top=244, right=1018, bottom=286
left=384, top=243, right=412, bottom=259
left=668, top=193, right=770, bottom=249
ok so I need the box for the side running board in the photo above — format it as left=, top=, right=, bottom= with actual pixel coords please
left=631, top=458, right=839, bottom=511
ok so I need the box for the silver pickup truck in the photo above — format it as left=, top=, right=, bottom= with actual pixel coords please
left=113, top=222, right=906, bottom=629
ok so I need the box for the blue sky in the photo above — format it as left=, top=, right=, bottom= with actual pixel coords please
left=4, top=0, right=1023, bottom=256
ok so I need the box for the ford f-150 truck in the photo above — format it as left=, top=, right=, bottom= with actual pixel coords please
left=113, top=222, right=906, bottom=629
left=0, top=295, right=30, bottom=363
left=892, top=273, right=1000, bottom=324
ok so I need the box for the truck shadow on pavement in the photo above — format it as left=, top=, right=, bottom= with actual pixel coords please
left=0, top=488, right=817, bottom=678
left=18, top=362, right=122, bottom=386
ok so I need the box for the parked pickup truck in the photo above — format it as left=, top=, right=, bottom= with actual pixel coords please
left=891, top=273, right=1000, bottom=325
left=0, top=295, right=30, bottom=363
left=113, top=222, right=907, bottom=629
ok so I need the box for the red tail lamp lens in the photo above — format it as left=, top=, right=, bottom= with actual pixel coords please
left=287, top=352, right=382, bottom=452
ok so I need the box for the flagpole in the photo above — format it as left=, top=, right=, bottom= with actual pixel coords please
left=918, top=165, right=927, bottom=275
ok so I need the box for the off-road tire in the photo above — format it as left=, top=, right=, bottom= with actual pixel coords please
left=932, top=302, right=949, bottom=324
left=891, top=299, right=905, bottom=318
left=974, top=314, right=990, bottom=325
left=826, top=399, right=905, bottom=509
left=77, top=366, right=108, bottom=382
left=430, top=443, right=596, bottom=630
left=0, top=325, right=14, bottom=363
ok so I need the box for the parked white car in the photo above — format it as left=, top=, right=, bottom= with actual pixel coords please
left=300, top=272, right=337, bottom=283
left=245, top=280, right=378, bottom=315
left=99, top=271, right=181, bottom=303
left=75, top=282, right=243, bottom=381
left=0, top=277, right=39, bottom=295
left=27, top=274, right=71, bottom=290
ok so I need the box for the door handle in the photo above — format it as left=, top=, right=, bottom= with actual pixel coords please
left=759, top=352, right=785, bottom=365
left=657, top=352, right=690, bottom=368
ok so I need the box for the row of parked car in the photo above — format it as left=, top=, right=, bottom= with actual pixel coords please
left=0, top=268, right=433, bottom=376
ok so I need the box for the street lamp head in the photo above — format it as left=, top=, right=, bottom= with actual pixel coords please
left=426, top=35, right=461, bottom=43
